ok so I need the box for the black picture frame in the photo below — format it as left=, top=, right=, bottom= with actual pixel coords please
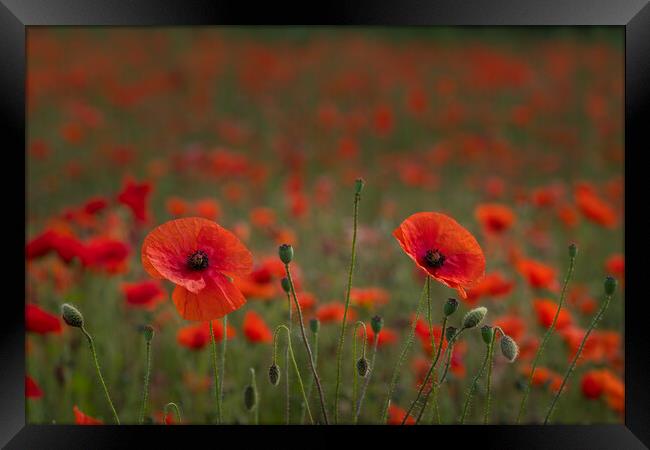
left=3, top=1, right=649, bottom=448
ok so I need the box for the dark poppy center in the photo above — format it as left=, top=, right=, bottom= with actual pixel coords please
left=424, top=249, right=445, bottom=268
left=187, top=250, right=209, bottom=271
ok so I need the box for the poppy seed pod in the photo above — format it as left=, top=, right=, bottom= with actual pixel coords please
left=244, top=385, right=257, bottom=411
left=481, top=325, right=494, bottom=345
left=604, top=276, right=617, bottom=296
left=500, top=335, right=519, bottom=362
left=278, top=244, right=294, bottom=264
left=268, top=363, right=280, bottom=386
left=310, top=318, right=320, bottom=334
left=371, top=315, right=384, bottom=334
left=355, top=178, right=365, bottom=195
left=280, top=277, right=291, bottom=294
left=61, top=303, right=84, bottom=328
left=445, top=326, right=457, bottom=343
left=444, top=298, right=459, bottom=317
left=143, top=325, right=154, bottom=342
left=356, top=357, right=369, bottom=377
left=462, top=307, right=487, bottom=329
left=568, top=243, right=578, bottom=258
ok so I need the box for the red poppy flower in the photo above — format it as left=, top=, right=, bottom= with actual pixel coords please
left=26, top=304, right=62, bottom=334
left=166, top=196, right=189, bottom=217
left=465, top=272, right=515, bottom=304
left=84, top=237, right=130, bottom=273
left=387, top=404, right=415, bottom=425
left=575, top=189, right=617, bottom=228
left=121, top=280, right=165, bottom=309
left=142, top=218, right=253, bottom=321
left=475, top=203, right=516, bottom=234
left=350, top=287, right=390, bottom=308
left=516, top=258, right=558, bottom=291
left=26, top=375, right=43, bottom=399
left=393, top=212, right=485, bottom=298
left=177, top=321, right=235, bottom=350
left=316, top=302, right=357, bottom=323
left=26, top=229, right=87, bottom=265
left=117, top=177, right=152, bottom=223
left=359, top=325, right=398, bottom=347
left=533, top=299, right=572, bottom=330
left=605, top=254, right=624, bottom=278
left=494, top=314, right=526, bottom=341
left=243, top=310, right=273, bottom=343
left=581, top=371, right=605, bottom=399
left=73, top=405, right=103, bottom=425
left=82, top=197, right=108, bottom=215
left=195, top=198, right=221, bottom=221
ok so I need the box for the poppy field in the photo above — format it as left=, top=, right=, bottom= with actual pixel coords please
left=26, top=27, right=624, bottom=425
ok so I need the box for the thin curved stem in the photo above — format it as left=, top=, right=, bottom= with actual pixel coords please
left=163, top=402, right=182, bottom=424
left=355, top=334, right=379, bottom=424
left=380, top=280, right=428, bottom=424
left=483, top=327, right=503, bottom=425
left=219, top=316, right=228, bottom=420
left=459, top=334, right=495, bottom=424
left=284, top=264, right=329, bottom=424
left=334, top=190, right=361, bottom=423
left=138, top=338, right=152, bottom=424
left=285, top=292, right=292, bottom=424
left=301, top=328, right=319, bottom=424
left=352, top=321, right=367, bottom=419
left=209, top=320, right=222, bottom=424
left=249, top=368, right=259, bottom=425
left=544, top=292, right=614, bottom=424
left=517, top=254, right=576, bottom=423
left=80, top=327, right=120, bottom=424
left=273, top=325, right=314, bottom=424
left=401, top=313, right=447, bottom=424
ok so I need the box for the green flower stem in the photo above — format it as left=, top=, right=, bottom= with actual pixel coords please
left=219, top=315, right=228, bottom=419
left=459, top=333, right=495, bottom=424
left=249, top=368, right=259, bottom=425
left=301, top=327, right=319, bottom=424
left=543, top=291, right=614, bottom=424
left=80, top=327, right=120, bottom=424
left=273, top=325, right=314, bottom=424
left=138, top=336, right=152, bottom=424
left=380, top=280, right=428, bottom=424
left=284, top=264, right=329, bottom=424
left=285, top=292, right=292, bottom=424
left=354, top=331, right=379, bottom=424
left=483, top=327, right=503, bottom=425
left=517, top=253, right=576, bottom=423
left=352, top=321, right=368, bottom=418
left=209, top=320, right=222, bottom=424
left=401, top=314, right=447, bottom=424
left=163, top=402, right=182, bottom=424
left=334, top=188, right=361, bottom=423
left=416, top=328, right=465, bottom=424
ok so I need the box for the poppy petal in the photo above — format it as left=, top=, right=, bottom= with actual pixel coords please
left=172, top=273, right=246, bottom=321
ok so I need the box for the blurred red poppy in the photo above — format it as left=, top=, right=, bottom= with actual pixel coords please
left=73, top=405, right=103, bottom=425
left=243, top=310, right=273, bottom=343
left=26, top=304, right=62, bottom=334
left=26, top=375, right=43, bottom=399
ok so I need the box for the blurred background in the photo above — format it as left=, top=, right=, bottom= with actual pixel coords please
left=26, top=27, right=624, bottom=425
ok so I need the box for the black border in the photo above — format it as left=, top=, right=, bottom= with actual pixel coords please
left=3, top=1, right=649, bottom=448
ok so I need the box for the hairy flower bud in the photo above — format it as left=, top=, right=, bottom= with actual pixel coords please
left=278, top=244, right=294, bottom=264
left=462, top=307, right=487, bottom=329
left=268, top=363, right=280, bottom=386
left=568, top=243, right=578, bottom=258
left=356, top=357, right=369, bottom=377
left=445, top=326, right=457, bottom=343
left=310, top=318, right=320, bottom=334
left=500, top=335, right=519, bottom=362
left=444, top=298, right=459, bottom=317
left=355, top=178, right=365, bottom=195
left=244, top=385, right=257, bottom=411
left=280, top=277, right=291, bottom=294
left=61, top=303, right=84, bottom=328
left=604, top=276, right=617, bottom=296
left=371, top=315, right=384, bottom=334
left=481, top=325, right=494, bottom=345
left=143, top=325, right=154, bottom=342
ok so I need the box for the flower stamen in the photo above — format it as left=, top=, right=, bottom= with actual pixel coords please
left=424, top=249, right=445, bottom=268
left=187, top=250, right=209, bottom=271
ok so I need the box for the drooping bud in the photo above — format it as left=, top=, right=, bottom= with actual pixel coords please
left=445, top=326, right=457, bottom=343
left=244, top=385, right=257, bottom=411
left=310, top=318, right=320, bottom=334
left=280, top=277, right=291, bottom=294
left=354, top=178, right=365, bottom=195
left=61, top=303, right=84, bottom=328
left=568, top=243, right=578, bottom=258
left=500, top=335, right=519, bottom=362
left=356, top=357, right=369, bottom=377
left=443, top=298, right=459, bottom=317
left=371, top=315, right=384, bottom=334
left=268, top=363, right=280, bottom=386
left=143, top=325, right=154, bottom=342
left=604, top=276, right=617, bottom=296
left=481, top=325, right=494, bottom=345
left=278, top=244, right=294, bottom=264
left=462, top=306, right=487, bottom=329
